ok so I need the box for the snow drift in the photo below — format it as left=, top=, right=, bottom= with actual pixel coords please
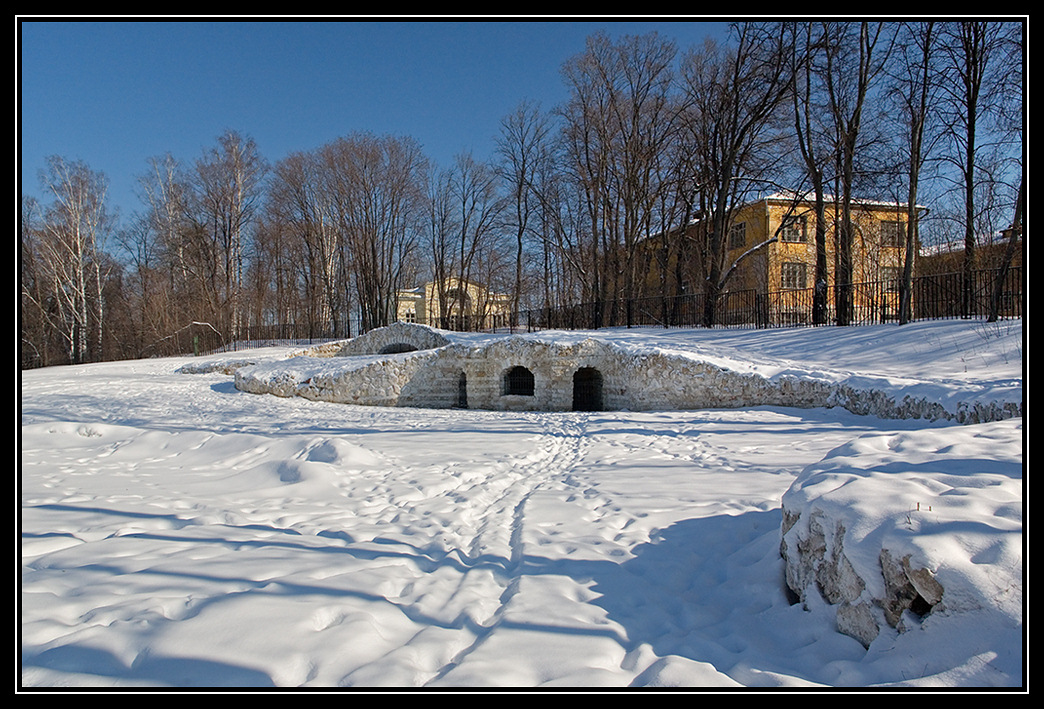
left=20, top=319, right=1024, bottom=688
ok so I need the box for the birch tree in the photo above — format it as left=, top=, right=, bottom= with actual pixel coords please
left=191, top=131, right=267, bottom=340
left=23, top=157, right=113, bottom=363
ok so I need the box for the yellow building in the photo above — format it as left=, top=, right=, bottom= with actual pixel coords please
left=655, top=193, right=926, bottom=325
left=397, top=278, right=511, bottom=331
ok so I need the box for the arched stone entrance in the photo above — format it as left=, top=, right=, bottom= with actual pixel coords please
left=378, top=342, right=419, bottom=354
left=572, top=367, right=603, bottom=411
left=456, top=371, right=469, bottom=409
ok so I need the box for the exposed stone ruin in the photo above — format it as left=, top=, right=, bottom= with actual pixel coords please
left=232, top=322, right=1022, bottom=421
left=779, top=508, right=946, bottom=648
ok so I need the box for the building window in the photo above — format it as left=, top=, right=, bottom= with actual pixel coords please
left=881, top=220, right=903, bottom=248
left=882, top=266, right=901, bottom=292
left=403, top=309, right=416, bottom=323
left=780, top=216, right=807, bottom=243
left=503, top=366, right=535, bottom=396
left=781, top=261, right=807, bottom=290
left=728, top=222, right=746, bottom=249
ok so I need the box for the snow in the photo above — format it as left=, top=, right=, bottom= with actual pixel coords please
left=19, top=319, right=1024, bottom=689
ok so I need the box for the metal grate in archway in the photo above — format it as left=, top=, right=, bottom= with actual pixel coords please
left=572, top=367, right=603, bottom=411
left=503, top=366, right=535, bottom=396
left=456, top=371, right=468, bottom=408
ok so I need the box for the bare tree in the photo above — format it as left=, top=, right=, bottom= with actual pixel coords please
left=513, top=134, right=588, bottom=313
left=20, top=196, right=53, bottom=367
left=139, top=154, right=190, bottom=294
left=138, top=153, right=223, bottom=329
left=132, top=153, right=200, bottom=351
left=987, top=174, right=1023, bottom=322
left=323, top=133, right=428, bottom=332
left=886, top=21, right=939, bottom=324
left=987, top=23, right=1025, bottom=322
left=559, top=31, right=681, bottom=323
left=25, top=157, right=113, bottom=363
left=936, top=21, right=1012, bottom=317
left=442, top=153, right=506, bottom=329
left=191, top=130, right=267, bottom=340
left=821, top=21, right=895, bottom=325
left=496, top=100, right=552, bottom=326
left=425, top=167, right=458, bottom=328
left=788, top=22, right=839, bottom=325
left=112, top=213, right=166, bottom=357
left=268, top=149, right=346, bottom=335
left=679, top=22, right=795, bottom=327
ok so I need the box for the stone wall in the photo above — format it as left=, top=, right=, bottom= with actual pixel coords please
left=334, top=321, right=452, bottom=357
left=233, top=324, right=1022, bottom=422
left=458, top=338, right=620, bottom=411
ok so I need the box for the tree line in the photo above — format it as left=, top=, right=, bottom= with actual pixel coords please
left=21, top=20, right=1024, bottom=368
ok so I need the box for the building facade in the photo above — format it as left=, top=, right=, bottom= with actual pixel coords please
left=650, top=194, right=926, bottom=325
left=397, top=277, right=511, bottom=331
left=727, top=195, right=918, bottom=289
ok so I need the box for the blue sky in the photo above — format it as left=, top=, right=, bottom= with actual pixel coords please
left=19, top=19, right=734, bottom=226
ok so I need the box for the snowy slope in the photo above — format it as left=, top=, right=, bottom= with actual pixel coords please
left=19, top=320, right=1024, bottom=689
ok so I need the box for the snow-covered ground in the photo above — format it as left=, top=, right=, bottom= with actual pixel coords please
left=19, top=320, right=1024, bottom=689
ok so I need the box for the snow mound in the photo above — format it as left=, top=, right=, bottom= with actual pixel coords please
left=780, top=418, right=1022, bottom=682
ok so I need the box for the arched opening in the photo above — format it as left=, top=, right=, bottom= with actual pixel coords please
left=503, top=366, right=535, bottom=396
left=456, top=371, right=468, bottom=409
left=572, top=367, right=603, bottom=411
left=379, top=342, right=419, bottom=354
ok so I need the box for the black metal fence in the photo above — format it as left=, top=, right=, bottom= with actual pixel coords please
left=182, top=268, right=1023, bottom=358
left=26, top=267, right=1017, bottom=368
left=515, top=267, right=1023, bottom=332
left=137, top=321, right=355, bottom=361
